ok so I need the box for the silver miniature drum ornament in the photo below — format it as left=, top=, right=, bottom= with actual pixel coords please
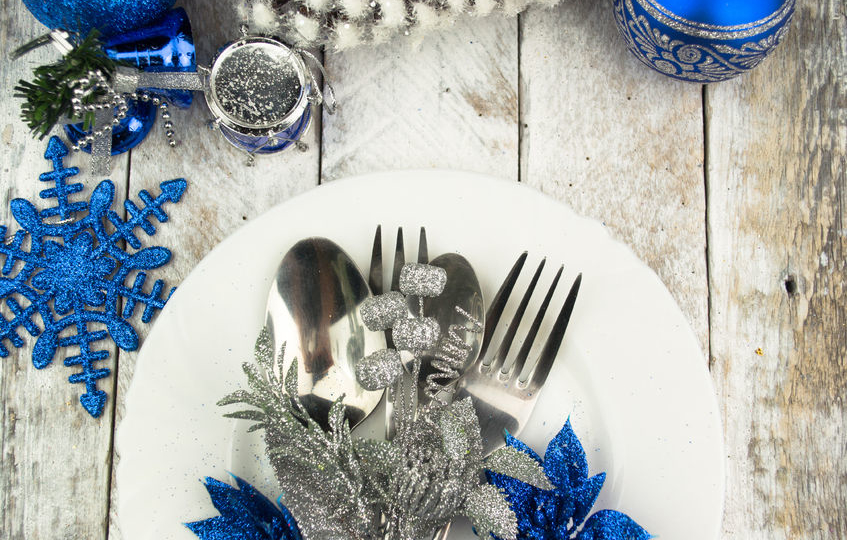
left=205, top=36, right=320, bottom=159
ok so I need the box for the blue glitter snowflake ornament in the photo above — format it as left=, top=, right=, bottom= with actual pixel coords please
left=0, top=136, right=186, bottom=417
left=186, top=475, right=302, bottom=540
left=486, top=420, right=651, bottom=540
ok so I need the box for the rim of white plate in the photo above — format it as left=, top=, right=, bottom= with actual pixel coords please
left=116, top=169, right=725, bottom=540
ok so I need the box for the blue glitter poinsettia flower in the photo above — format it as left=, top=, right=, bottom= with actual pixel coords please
left=186, top=475, right=302, bottom=540
left=486, top=420, right=651, bottom=540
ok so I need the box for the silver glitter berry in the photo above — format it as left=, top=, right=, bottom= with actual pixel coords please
left=399, top=263, right=447, bottom=297
left=360, top=291, right=407, bottom=331
left=392, top=316, right=440, bottom=351
left=356, top=349, right=403, bottom=390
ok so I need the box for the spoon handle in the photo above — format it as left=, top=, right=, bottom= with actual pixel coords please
left=432, top=522, right=451, bottom=540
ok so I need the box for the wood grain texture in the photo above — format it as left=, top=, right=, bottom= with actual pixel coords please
left=706, top=0, right=846, bottom=537
left=321, top=15, right=519, bottom=181
left=0, top=0, right=845, bottom=538
left=0, top=3, right=130, bottom=538
left=520, top=0, right=709, bottom=352
left=106, top=1, right=322, bottom=538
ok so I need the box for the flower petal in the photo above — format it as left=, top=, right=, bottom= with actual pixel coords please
left=576, top=509, right=652, bottom=540
left=572, top=472, right=606, bottom=530
left=463, top=484, right=517, bottom=540
left=486, top=469, right=544, bottom=531
left=486, top=446, right=554, bottom=490
left=505, top=430, right=543, bottom=463
left=184, top=516, right=232, bottom=539
left=233, top=474, right=284, bottom=524
left=543, top=418, right=588, bottom=491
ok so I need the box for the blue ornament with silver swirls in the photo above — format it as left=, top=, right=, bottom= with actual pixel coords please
left=613, top=0, right=795, bottom=82
left=21, top=0, right=175, bottom=39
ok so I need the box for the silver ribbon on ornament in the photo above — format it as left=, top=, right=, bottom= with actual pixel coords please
left=36, top=30, right=206, bottom=176
left=44, top=31, right=335, bottom=175
left=69, top=67, right=207, bottom=176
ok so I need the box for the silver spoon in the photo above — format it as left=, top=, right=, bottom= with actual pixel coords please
left=420, top=253, right=484, bottom=540
left=265, top=237, right=385, bottom=430
left=419, top=252, right=485, bottom=406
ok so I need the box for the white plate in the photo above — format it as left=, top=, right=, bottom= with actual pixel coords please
left=117, top=170, right=723, bottom=540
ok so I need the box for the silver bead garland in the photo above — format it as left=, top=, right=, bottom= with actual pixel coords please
left=67, top=70, right=177, bottom=152
left=69, top=70, right=128, bottom=152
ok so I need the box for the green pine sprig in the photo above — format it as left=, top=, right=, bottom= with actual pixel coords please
left=14, top=30, right=117, bottom=139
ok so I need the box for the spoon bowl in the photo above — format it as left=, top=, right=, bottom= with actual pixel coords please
left=265, top=237, right=385, bottom=429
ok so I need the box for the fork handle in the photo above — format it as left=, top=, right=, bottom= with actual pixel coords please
left=432, top=522, right=451, bottom=539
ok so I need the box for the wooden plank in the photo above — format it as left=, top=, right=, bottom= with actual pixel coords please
left=520, top=0, right=709, bottom=352
left=0, top=3, right=130, bottom=538
left=706, top=0, right=846, bottom=537
left=107, top=1, right=322, bottom=537
left=321, top=15, right=519, bottom=181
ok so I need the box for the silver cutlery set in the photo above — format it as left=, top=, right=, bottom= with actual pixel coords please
left=264, top=228, right=581, bottom=538
left=265, top=226, right=582, bottom=449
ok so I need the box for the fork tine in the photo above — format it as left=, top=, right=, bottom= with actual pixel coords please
left=511, top=264, right=563, bottom=381
left=526, top=273, right=582, bottom=392
left=491, top=258, right=545, bottom=374
left=390, top=227, right=405, bottom=292
left=384, top=228, right=406, bottom=350
left=369, top=225, right=383, bottom=295
left=417, top=227, right=428, bottom=263
left=478, top=252, right=527, bottom=363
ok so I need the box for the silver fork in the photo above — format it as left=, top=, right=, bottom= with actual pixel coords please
left=456, top=252, right=582, bottom=455
left=368, top=225, right=428, bottom=439
left=432, top=253, right=582, bottom=539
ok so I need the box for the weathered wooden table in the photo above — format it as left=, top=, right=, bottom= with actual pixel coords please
left=1, top=0, right=844, bottom=538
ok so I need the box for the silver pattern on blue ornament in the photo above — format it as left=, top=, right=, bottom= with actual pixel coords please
left=613, top=0, right=795, bottom=82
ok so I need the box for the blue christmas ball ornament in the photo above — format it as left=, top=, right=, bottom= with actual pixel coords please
left=64, top=8, right=196, bottom=156
left=613, top=0, right=795, bottom=82
left=21, top=0, right=175, bottom=38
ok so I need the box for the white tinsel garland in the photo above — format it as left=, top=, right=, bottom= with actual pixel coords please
left=238, top=0, right=563, bottom=51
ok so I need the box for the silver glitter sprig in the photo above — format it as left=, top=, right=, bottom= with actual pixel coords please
left=219, top=329, right=377, bottom=539
left=425, top=306, right=482, bottom=404
left=221, top=325, right=525, bottom=540
left=356, top=262, right=448, bottom=392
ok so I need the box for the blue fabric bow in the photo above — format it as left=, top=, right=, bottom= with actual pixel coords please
left=186, top=475, right=302, bottom=540
left=486, top=420, right=651, bottom=540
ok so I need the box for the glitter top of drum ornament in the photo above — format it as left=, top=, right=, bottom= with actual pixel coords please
left=204, top=35, right=323, bottom=160
left=208, top=38, right=305, bottom=129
